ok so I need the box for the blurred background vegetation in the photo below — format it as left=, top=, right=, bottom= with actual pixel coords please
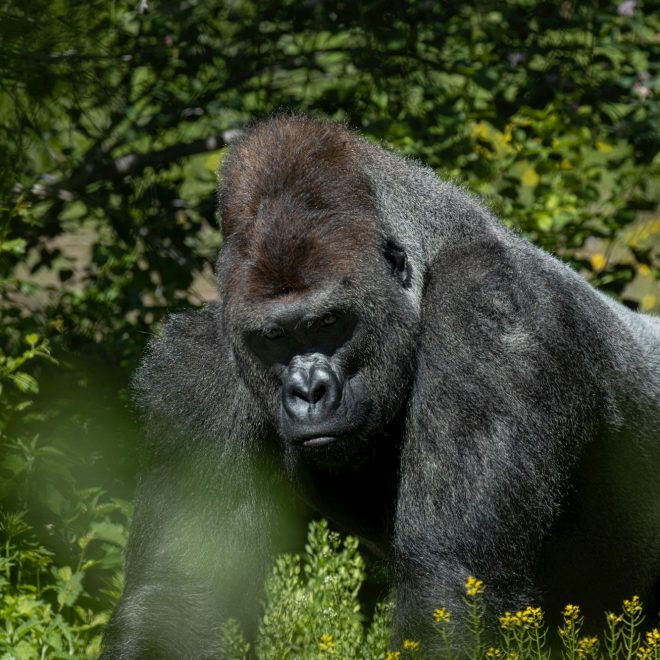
left=0, top=0, right=658, bottom=656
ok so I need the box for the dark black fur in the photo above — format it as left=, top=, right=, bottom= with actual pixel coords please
left=102, top=116, right=660, bottom=657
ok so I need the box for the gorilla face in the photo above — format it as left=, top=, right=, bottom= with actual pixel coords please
left=218, top=236, right=420, bottom=469
left=244, top=305, right=368, bottom=447
left=229, top=263, right=417, bottom=467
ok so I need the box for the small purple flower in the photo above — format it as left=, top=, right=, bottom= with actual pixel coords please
left=617, top=0, right=635, bottom=17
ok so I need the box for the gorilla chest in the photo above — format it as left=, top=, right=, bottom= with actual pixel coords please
left=295, top=445, right=400, bottom=556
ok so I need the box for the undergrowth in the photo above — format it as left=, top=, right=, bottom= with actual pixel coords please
left=219, top=521, right=660, bottom=660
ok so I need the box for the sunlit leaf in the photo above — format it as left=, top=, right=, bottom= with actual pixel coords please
left=9, top=372, right=39, bottom=394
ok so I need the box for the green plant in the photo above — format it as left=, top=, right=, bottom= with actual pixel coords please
left=222, top=520, right=392, bottom=659
left=213, top=519, right=660, bottom=660
left=0, top=244, right=129, bottom=657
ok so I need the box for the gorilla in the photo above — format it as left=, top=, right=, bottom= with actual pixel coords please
left=102, top=115, right=660, bottom=657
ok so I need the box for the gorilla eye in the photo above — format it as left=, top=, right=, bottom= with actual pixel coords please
left=320, top=313, right=338, bottom=327
left=384, top=240, right=412, bottom=288
left=263, top=326, right=284, bottom=340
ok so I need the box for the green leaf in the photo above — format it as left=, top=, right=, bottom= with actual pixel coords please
left=0, top=238, right=27, bottom=255
left=1, top=453, right=28, bottom=477
left=10, top=640, right=36, bottom=660
left=9, top=372, right=39, bottom=394
left=25, top=334, right=39, bottom=346
left=90, top=520, right=128, bottom=548
left=55, top=567, right=84, bottom=608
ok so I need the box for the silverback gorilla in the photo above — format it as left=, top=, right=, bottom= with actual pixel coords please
left=102, top=116, right=660, bottom=657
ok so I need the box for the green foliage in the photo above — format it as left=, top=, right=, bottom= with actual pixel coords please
left=0, top=540, right=109, bottom=658
left=223, top=520, right=393, bottom=659
left=0, top=237, right=130, bottom=657
left=0, top=0, right=658, bottom=657
left=1, top=0, right=657, bottom=351
left=212, top=521, right=660, bottom=660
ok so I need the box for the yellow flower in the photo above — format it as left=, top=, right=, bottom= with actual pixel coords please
left=499, top=611, right=521, bottom=629
left=486, top=648, right=504, bottom=658
left=433, top=607, right=451, bottom=624
left=623, top=595, right=643, bottom=615
left=577, top=636, right=599, bottom=657
left=590, top=253, right=607, bottom=272
left=465, top=576, right=484, bottom=597
left=500, top=607, right=545, bottom=629
left=645, top=628, right=660, bottom=648
left=385, top=653, right=401, bottom=660
left=562, top=603, right=581, bottom=624
left=475, top=144, right=491, bottom=159
left=402, top=639, right=420, bottom=652
left=606, top=612, right=622, bottom=624
left=319, top=633, right=336, bottom=653
left=518, top=606, right=544, bottom=628
left=499, top=612, right=511, bottom=628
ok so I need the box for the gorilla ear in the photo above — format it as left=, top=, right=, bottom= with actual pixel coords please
left=384, top=240, right=412, bottom=288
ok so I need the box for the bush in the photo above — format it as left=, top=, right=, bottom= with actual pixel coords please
left=221, top=520, right=393, bottom=659
left=216, top=521, right=660, bottom=660
left=0, top=237, right=129, bottom=658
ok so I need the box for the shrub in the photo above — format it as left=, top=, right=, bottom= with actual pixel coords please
left=218, top=521, right=660, bottom=660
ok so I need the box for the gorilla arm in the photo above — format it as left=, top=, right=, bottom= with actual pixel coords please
left=101, top=305, right=296, bottom=659
left=392, top=235, right=615, bottom=637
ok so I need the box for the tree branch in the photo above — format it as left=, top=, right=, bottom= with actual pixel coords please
left=112, top=134, right=226, bottom=177
left=30, top=134, right=228, bottom=205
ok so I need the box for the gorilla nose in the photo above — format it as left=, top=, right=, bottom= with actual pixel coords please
left=283, top=361, right=342, bottom=420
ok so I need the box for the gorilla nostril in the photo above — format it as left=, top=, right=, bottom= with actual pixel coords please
left=292, top=388, right=308, bottom=402
left=311, top=385, right=326, bottom=404
left=291, top=383, right=325, bottom=404
left=309, top=368, right=341, bottom=412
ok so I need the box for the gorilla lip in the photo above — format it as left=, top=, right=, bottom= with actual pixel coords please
left=298, top=436, right=338, bottom=448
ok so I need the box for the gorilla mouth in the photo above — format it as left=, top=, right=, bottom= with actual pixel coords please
left=294, top=435, right=339, bottom=448
left=303, top=436, right=338, bottom=448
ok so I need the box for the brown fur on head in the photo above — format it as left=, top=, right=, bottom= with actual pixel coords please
left=218, top=115, right=380, bottom=299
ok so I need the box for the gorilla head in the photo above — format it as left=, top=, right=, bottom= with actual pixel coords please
left=217, top=117, right=418, bottom=467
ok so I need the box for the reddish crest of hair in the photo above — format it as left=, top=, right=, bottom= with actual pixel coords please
left=219, top=115, right=379, bottom=299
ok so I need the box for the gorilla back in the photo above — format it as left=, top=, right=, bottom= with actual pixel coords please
left=102, top=116, right=660, bottom=657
